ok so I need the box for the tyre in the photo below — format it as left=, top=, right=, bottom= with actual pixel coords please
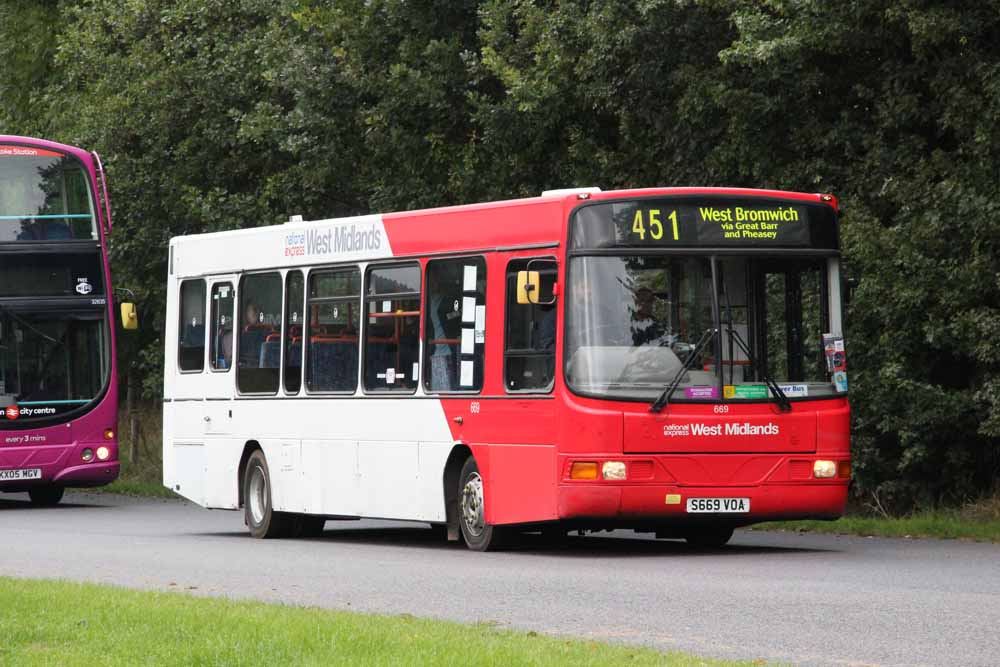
left=457, top=456, right=507, bottom=551
left=243, top=450, right=295, bottom=539
left=28, top=486, right=64, bottom=506
left=684, top=526, right=735, bottom=548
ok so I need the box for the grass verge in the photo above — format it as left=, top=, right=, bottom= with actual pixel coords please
left=754, top=496, right=1000, bottom=542
left=0, top=577, right=757, bottom=667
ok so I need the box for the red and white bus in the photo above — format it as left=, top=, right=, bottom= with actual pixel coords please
left=1, top=136, right=135, bottom=505
left=163, top=187, right=850, bottom=549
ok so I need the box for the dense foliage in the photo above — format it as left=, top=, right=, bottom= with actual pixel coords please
left=2, top=0, right=998, bottom=509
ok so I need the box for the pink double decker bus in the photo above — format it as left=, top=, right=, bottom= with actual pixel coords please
left=0, top=136, right=133, bottom=505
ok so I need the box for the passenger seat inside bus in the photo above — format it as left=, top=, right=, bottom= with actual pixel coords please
left=239, top=325, right=271, bottom=368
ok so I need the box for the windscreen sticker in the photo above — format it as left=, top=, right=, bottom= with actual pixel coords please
left=723, top=384, right=769, bottom=399
left=684, top=386, right=719, bottom=399
left=776, top=384, right=809, bottom=398
left=75, top=277, right=93, bottom=295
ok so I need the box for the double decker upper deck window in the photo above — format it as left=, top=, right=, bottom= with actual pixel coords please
left=178, top=279, right=206, bottom=372
left=363, top=264, right=420, bottom=392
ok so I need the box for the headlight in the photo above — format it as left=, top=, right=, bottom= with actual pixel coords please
left=813, top=460, right=837, bottom=478
left=601, top=461, right=627, bottom=480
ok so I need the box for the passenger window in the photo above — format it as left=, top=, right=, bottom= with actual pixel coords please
left=363, top=264, right=420, bottom=392
left=209, top=282, right=234, bottom=371
left=283, top=271, right=304, bottom=394
left=237, top=272, right=282, bottom=394
left=505, top=259, right=557, bottom=392
left=306, top=268, right=361, bottom=393
left=423, top=257, right=486, bottom=392
left=178, top=279, right=206, bottom=372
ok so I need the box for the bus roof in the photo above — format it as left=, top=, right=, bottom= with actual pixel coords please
left=169, top=187, right=837, bottom=277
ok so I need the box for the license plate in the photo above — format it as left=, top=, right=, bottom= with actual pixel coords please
left=686, top=497, right=750, bottom=513
left=0, top=468, right=42, bottom=481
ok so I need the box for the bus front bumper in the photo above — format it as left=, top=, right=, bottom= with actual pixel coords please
left=557, top=482, right=848, bottom=524
left=52, top=461, right=121, bottom=487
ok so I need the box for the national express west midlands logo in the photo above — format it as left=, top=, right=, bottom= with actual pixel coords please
left=663, top=422, right=780, bottom=437
left=284, top=224, right=383, bottom=258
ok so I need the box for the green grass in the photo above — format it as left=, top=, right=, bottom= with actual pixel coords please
left=101, top=477, right=176, bottom=498
left=755, top=496, right=1000, bottom=542
left=0, top=578, right=757, bottom=667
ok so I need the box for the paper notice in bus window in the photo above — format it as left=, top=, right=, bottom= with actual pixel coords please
left=475, top=305, right=485, bottom=331
left=461, top=328, right=474, bottom=354
left=460, top=360, right=474, bottom=386
left=412, top=362, right=419, bottom=381
left=386, top=368, right=396, bottom=384
left=462, top=297, right=476, bottom=323
left=382, top=301, right=391, bottom=313
left=463, top=265, right=477, bottom=292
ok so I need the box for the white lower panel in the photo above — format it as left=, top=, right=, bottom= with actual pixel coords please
left=171, top=442, right=206, bottom=506
left=172, top=397, right=457, bottom=522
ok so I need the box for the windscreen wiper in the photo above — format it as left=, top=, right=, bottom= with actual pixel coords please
left=649, top=327, right=716, bottom=413
left=723, top=323, right=791, bottom=412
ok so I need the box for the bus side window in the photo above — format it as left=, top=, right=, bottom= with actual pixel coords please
left=423, top=257, right=486, bottom=393
left=504, top=259, right=556, bottom=392
left=178, top=279, right=206, bottom=373
left=237, top=272, right=282, bottom=394
left=363, top=263, right=421, bottom=392
left=283, top=270, right=304, bottom=394
left=306, top=268, right=361, bottom=393
left=209, top=282, right=234, bottom=371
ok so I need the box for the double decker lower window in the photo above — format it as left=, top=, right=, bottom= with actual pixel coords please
left=364, top=264, right=420, bottom=392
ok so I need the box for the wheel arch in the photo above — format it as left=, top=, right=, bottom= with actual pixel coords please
left=442, top=444, right=473, bottom=541
left=237, top=440, right=262, bottom=508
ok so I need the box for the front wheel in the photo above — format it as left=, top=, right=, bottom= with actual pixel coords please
left=243, top=450, right=295, bottom=538
left=28, top=486, right=64, bottom=506
left=457, top=456, right=507, bottom=551
left=684, top=526, right=735, bottom=548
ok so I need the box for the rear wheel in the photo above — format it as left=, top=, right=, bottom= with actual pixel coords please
left=28, top=486, right=64, bottom=506
left=243, top=450, right=295, bottom=538
left=457, top=456, right=507, bottom=551
left=684, top=526, right=735, bottom=548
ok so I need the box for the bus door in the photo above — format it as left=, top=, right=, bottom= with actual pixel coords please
left=203, top=276, right=237, bottom=435
left=747, top=259, right=829, bottom=386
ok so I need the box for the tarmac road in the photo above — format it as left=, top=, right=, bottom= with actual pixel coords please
left=2, top=492, right=998, bottom=667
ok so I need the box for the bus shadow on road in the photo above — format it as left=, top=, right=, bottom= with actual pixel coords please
left=0, top=497, right=111, bottom=511
left=201, top=524, right=835, bottom=557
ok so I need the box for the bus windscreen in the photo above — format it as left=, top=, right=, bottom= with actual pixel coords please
left=570, top=197, right=838, bottom=250
left=0, top=146, right=97, bottom=242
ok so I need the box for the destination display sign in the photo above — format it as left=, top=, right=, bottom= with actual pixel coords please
left=570, top=198, right=838, bottom=250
